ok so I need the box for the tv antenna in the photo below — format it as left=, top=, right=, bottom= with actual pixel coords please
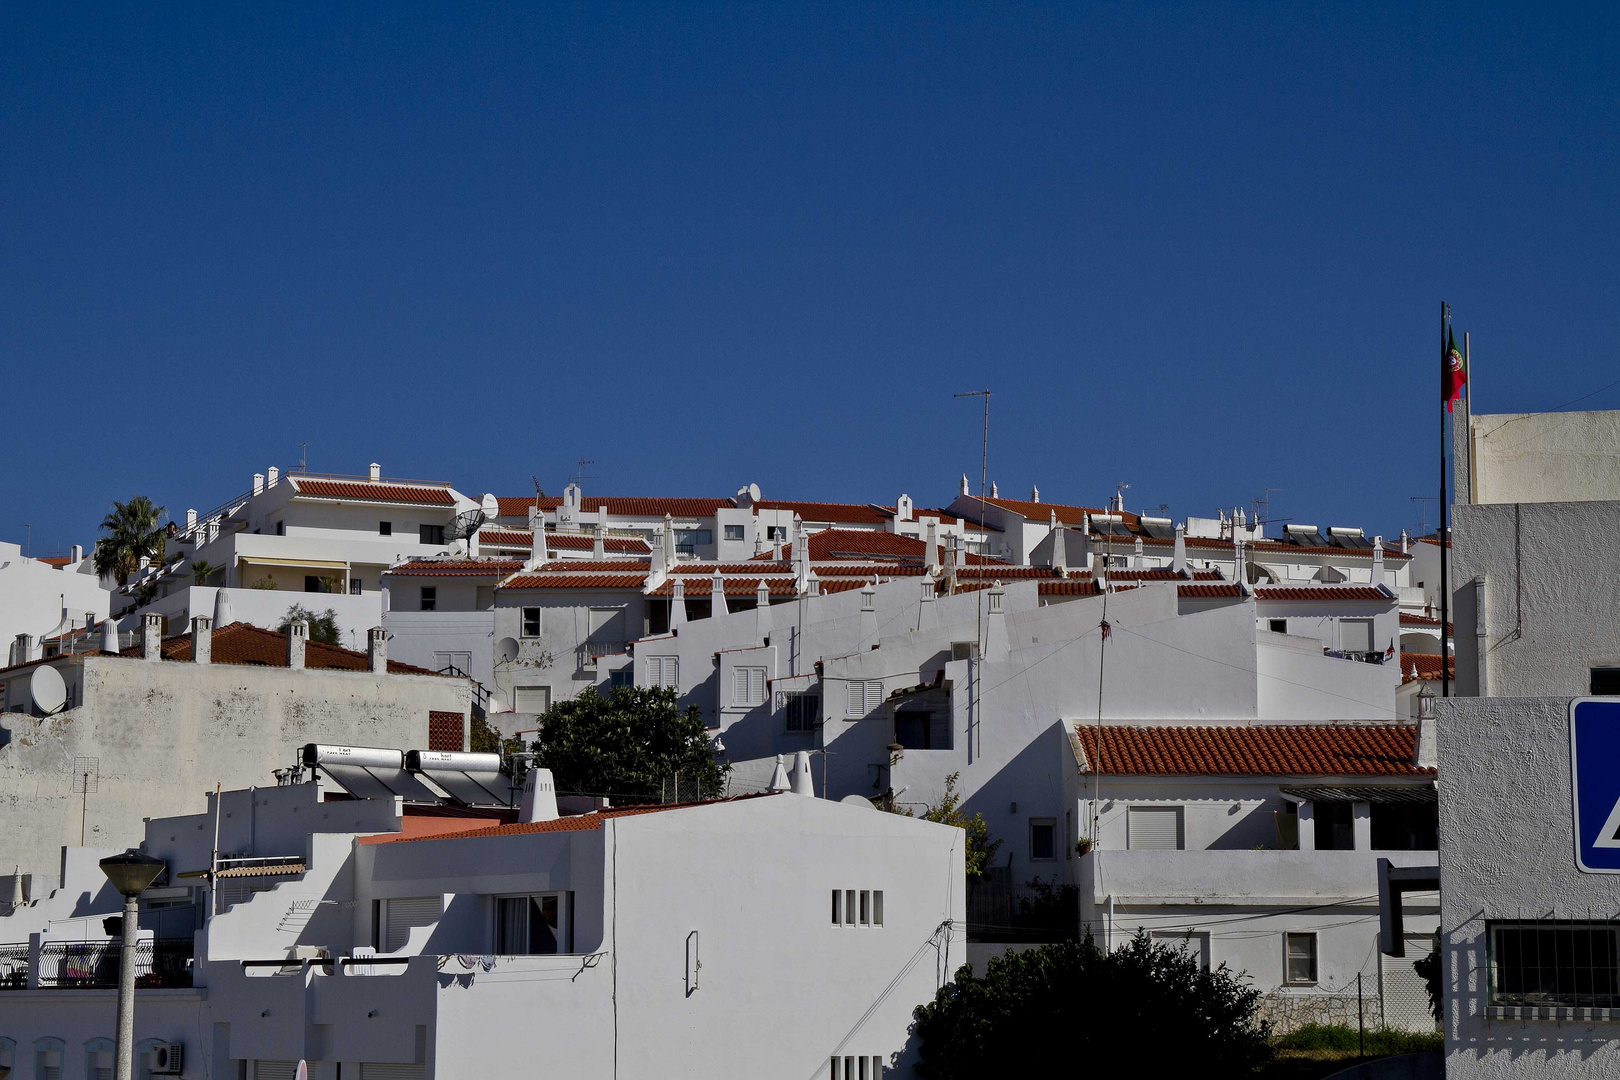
left=953, top=388, right=990, bottom=761
left=570, top=457, right=596, bottom=488
left=299, top=443, right=308, bottom=474
left=1410, top=495, right=1437, bottom=535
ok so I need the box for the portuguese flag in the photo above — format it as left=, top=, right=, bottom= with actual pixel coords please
left=1443, top=326, right=1467, bottom=412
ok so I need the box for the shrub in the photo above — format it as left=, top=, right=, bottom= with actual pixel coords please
left=1275, top=1023, right=1443, bottom=1054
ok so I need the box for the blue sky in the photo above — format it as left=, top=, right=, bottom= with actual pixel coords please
left=4, top=3, right=1617, bottom=554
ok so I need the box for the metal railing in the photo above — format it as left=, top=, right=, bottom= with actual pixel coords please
left=0, top=941, right=28, bottom=989
left=1323, top=649, right=1387, bottom=666
left=35, top=937, right=194, bottom=989
left=178, top=470, right=453, bottom=541
left=438, top=664, right=493, bottom=716
left=579, top=640, right=628, bottom=667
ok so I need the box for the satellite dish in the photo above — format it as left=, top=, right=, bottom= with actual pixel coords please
left=748, top=483, right=761, bottom=503
left=840, top=794, right=876, bottom=809
left=30, top=665, right=66, bottom=715
left=444, top=509, right=487, bottom=542
left=495, top=636, right=520, bottom=664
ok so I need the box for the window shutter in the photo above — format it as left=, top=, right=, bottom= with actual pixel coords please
left=383, top=896, right=443, bottom=952
left=1127, top=807, right=1182, bottom=850
left=1340, top=619, right=1372, bottom=653
left=253, top=1064, right=298, bottom=1080
left=359, top=1066, right=425, bottom=1080
left=514, top=686, right=550, bottom=713
left=734, top=668, right=748, bottom=704
left=750, top=668, right=765, bottom=704
left=847, top=681, right=864, bottom=716
left=864, top=680, right=883, bottom=712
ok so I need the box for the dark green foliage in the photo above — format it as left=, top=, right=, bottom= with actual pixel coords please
left=906, top=771, right=1002, bottom=880
left=469, top=714, right=522, bottom=755
left=912, top=932, right=1272, bottom=1079
left=531, top=686, right=728, bottom=804
left=1275, top=1024, right=1442, bottom=1054
left=1012, top=877, right=1080, bottom=941
left=278, top=604, right=341, bottom=646
left=94, top=495, right=168, bottom=585
left=1413, top=944, right=1442, bottom=1022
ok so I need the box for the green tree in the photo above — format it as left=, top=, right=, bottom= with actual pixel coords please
left=277, top=604, right=340, bottom=646
left=189, top=560, right=218, bottom=585
left=470, top=715, right=523, bottom=755
left=904, top=771, right=1002, bottom=880
left=531, top=686, right=729, bottom=804
left=93, top=495, right=168, bottom=585
left=912, top=932, right=1272, bottom=1079
left=1414, top=944, right=1443, bottom=1023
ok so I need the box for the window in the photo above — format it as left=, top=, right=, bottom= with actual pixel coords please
left=830, top=1058, right=885, bottom=1080
left=513, top=686, right=550, bottom=714
left=674, top=528, right=712, bottom=554
left=522, top=607, right=542, bottom=637
left=1285, top=933, right=1318, bottom=985
left=832, top=888, right=883, bottom=928
left=85, top=1038, right=114, bottom=1080
left=1593, top=669, right=1620, bottom=695
left=767, top=526, right=787, bottom=541
left=872, top=890, right=883, bottom=926
left=34, top=1039, right=64, bottom=1080
left=496, top=893, right=569, bottom=954
left=1370, top=801, right=1438, bottom=850
left=1339, top=619, right=1373, bottom=654
left=378, top=521, right=392, bottom=535
left=379, top=896, right=443, bottom=952
left=1127, top=806, right=1184, bottom=850
left=895, top=708, right=949, bottom=749
left=419, top=586, right=437, bottom=612
left=275, top=520, right=285, bottom=536
left=724, top=524, right=746, bottom=541
left=648, top=656, right=680, bottom=688
left=1491, top=921, right=1620, bottom=1007
left=350, top=578, right=363, bottom=595
left=781, top=691, right=821, bottom=733
left=1313, top=801, right=1355, bottom=850
left=733, top=666, right=767, bottom=707
left=609, top=667, right=634, bottom=688
left=305, top=575, right=325, bottom=593
left=1268, top=619, right=1287, bottom=633
left=846, top=680, right=884, bottom=717
left=1029, top=819, right=1056, bottom=861
left=420, top=524, right=446, bottom=545
left=831, top=889, right=842, bottom=925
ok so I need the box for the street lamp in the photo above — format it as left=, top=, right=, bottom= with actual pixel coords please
left=99, top=849, right=166, bottom=1080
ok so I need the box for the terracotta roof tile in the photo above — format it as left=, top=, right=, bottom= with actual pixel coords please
left=373, top=792, right=781, bottom=844
left=1399, top=613, right=1452, bottom=630
left=500, top=495, right=732, bottom=518
left=494, top=496, right=563, bottom=518
left=1254, top=587, right=1393, bottom=602
left=1400, top=652, right=1454, bottom=683
left=650, top=578, right=802, bottom=598
left=477, top=529, right=650, bottom=554
left=500, top=572, right=650, bottom=590
left=291, top=479, right=455, bottom=506
left=1074, top=724, right=1432, bottom=777
left=974, top=496, right=1126, bottom=529
left=1177, top=584, right=1247, bottom=599
left=387, top=558, right=527, bottom=578
left=35, top=555, right=72, bottom=567
left=119, top=622, right=444, bottom=676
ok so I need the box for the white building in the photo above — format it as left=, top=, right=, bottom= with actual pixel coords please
left=0, top=615, right=470, bottom=890
left=0, top=768, right=964, bottom=1078
left=0, top=541, right=112, bottom=667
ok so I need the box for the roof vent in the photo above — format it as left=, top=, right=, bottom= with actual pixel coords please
left=369, top=462, right=381, bottom=482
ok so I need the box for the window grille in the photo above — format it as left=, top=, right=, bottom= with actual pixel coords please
left=1490, top=921, right=1620, bottom=1007
left=781, top=691, right=821, bottom=733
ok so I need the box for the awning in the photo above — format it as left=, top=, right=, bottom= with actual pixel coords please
left=238, top=556, right=350, bottom=570
left=1282, top=785, right=1436, bottom=804
left=177, top=862, right=307, bottom=879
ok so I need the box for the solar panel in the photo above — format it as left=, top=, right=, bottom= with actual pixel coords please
left=302, top=743, right=446, bottom=804
left=1138, top=517, right=1176, bottom=540
left=1285, top=526, right=1330, bottom=547
left=407, top=750, right=515, bottom=807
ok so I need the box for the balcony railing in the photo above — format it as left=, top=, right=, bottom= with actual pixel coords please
left=579, top=640, right=628, bottom=667
left=32, top=937, right=194, bottom=990
left=1324, top=649, right=1386, bottom=665
left=0, top=942, right=27, bottom=990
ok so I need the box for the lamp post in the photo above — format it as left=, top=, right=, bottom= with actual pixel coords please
left=100, top=849, right=166, bottom=1080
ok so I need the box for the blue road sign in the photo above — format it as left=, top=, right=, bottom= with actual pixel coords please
left=1570, top=698, right=1620, bottom=873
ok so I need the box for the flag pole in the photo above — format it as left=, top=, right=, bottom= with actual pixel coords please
left=1439, top=302, right=1451, bottom=698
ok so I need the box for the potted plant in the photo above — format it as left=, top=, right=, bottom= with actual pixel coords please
left=1075, top=837, right=1094, bottom=857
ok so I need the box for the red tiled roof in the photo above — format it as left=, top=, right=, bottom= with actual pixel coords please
left=478, top=530, right=652, bottom=555
left=973, top=496, right=1125, bottom=529
left=812, top=564, right=929, bottom=578
left=120, top=622, right=444, bottom=676
left=671, top=562, right=794, bottom=575
left=1039, top=580, right=1104, bottom=597
left=1254, top=587, right=1393, bottom=603
left=1073, top=724, right=1432, bottom=777
left=494, top=496, right=562, bottom=518
left=817, top=579, right=871, bottom=594
left=1130, top=534, right=1413, bottom=561
left=806, top=529, right=930, bottom=560
left=291, top=479, right=455, bottom=506
left=753, top=500, right=892, bottom=525
left=1399, top=613, right=1452, bottom=630
left=501, top=572, right=649, bottom=590
left=956, top=566, right=1063, bottom=580
left=387, top=558, right=526, bottom=578
left=35, top=555, right=72, bottom=567
left=650, top=578, right=802, bottom=598
left=371, top=792, right=780, bottom=844
left=1177, top=584, right=1247, bottom=599
left=1400, top=652, right=1455, bottom=684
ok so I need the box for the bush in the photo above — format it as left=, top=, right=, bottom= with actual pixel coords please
left=1275, top=1024, right=1442, bottom=1054
left=1413, top=944, right=1442, bottom=1021
left=278, top=604, right=341, bottom=646
left=531, top=685, right=728, bottom=804
left=912, top=932, right=1272, bottom=1078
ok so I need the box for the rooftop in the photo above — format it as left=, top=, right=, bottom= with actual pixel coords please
left=1073, top=723, right=1432, bottom=777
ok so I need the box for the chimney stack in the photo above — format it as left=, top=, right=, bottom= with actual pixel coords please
left=100, top=617, right=119, bottom=654
left=755, top=580, right=772, bottom=642
left=286, top=619, right=307, bottom=669
left=190, top=615, right=212, bottom=664
left=1372, top=537, right=1386, bottom=588
left=252, top=472, right=265, bottom=496
left=369, top=462, right=381, bottom=482
left=859, top=581, right=878, bottom=645
left=70, top=544, right=83, bottom=564
left=789, top=750, right=815, bottom=797
left=593, top=508, right=607, bottom=561
left=368, top=627, right=387, bottom=672
left=1031, top=485, right=1040, bottom=503
left=266, top=466, right=279, bottom=488
left=670, top=578, right=687, bottom=628
left=990, top=481, right=999, bottom=498
left=213, top=587, right=233, bottom=627
left=984, top=581, right=1010, bottom=659
left=1172, top=524, right=1188, bottom=575
left=960, top=474, right=970, bottom=497
left=925, top=522, right=939, bottom=568
left=186, top=509, right=198, bottom=533
left=767, top=755, right=791, bottom=793
left=918, top=578, right=936, bottom=631
left=140, top=614, right=163, bottom=661
left=710, top=571, right=728, bottom=617
left=519, top=766, right=560, bottom=823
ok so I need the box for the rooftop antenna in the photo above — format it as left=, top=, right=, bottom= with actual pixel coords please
left=23, top=523, right=30, bottom=558
left=953, top=388, right=990, bottom=761
left=298, top=443, right=308, bottom=474
left=570, top=457, right=596, bottom=488
left=1114, top=482, right=1130, bottom=513
left=1410, top=495, right=1437, bottom=535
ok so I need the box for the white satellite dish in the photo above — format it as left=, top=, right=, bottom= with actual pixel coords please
left=495, top=636, right=520, bottom=664
left=839, top=794, right=876, bottom=810
left=747, top=482, right=761, bottom=503
left=30, top=665, right=66, bottom=715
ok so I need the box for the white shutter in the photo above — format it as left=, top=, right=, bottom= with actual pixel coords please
left=847, top=681, right=864, bottom=716
left=865, top=680, right=883, bottom=711
left=1340, top=619, right=1373, bottom=653
left=514, top=685, right=550, bottom=713
left=751, top=668, right=765, bottom=704
left=650, top=656, right=679, bottom=688
left=360, top=1065, right=424, bottom=1080
left=383, top=896, right=442, bottom=952
left=253, top=1064, right=298, bottom=1080
left=1127, top=807, right=1183, bottom=850
left=734, top=667, right=765, bottom=706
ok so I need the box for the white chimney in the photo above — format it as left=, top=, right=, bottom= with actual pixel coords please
left=191, top=615, right=212, bottom=664
left=896, top=494, right=913, bottom=522
left=70, top=544, right=83, bottom=564
left=755, top=580, right=772, bottom=642
left=593, top=508, right=607, bottom=561
left=1372, top=537, right=1386, bottom=588
left=661, top=514, right=676, bottom=573
left=213, top=587, right=232, bottom=627
left=286, top=619, right=307, bottom=669
left=369, top=462, right=381, bottom=482
left=767, top=755, right=791, bottom=793
left=670, top=578, right=687, bottom=628
left=519, top=767, right=560, bottom=823
left=990, top=481, right=999, bottom=498
left=186, top=508, right=198, bottom=532
left=1031, top=485, right=1040, bottom=503
left=99, top=618, right=119, bottom=654
left=790, top=750, right=815, bottom=797
left=960, top=474, right=970, bottom=497
left=267, top=466, right=280, bottom=488
left=140, top=613, right=163, bottom=661
left=367, top=627, right=387, bottom=672
left=252, top=473, right=265, bottom=496
left=925, top=522, right=939, bottom=568
left=859, top=581, right=877, bottom=645
left=1172, top=525, right=1188, bottom=575
left=710, top=571, right=727, bottom=617
left=985, top=581, right=1010, bottom=659
left=918, top=578, right=936, bottom=631
left=1133, top=537, right=1144, bottom=569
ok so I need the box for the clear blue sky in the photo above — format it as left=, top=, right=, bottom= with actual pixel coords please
left=4, top=3, right=1617, bottom=555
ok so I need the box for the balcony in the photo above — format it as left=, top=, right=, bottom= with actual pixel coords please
left=578, top=640, right=628, bottom=668
left=1079, top=848, right=1439, bottom=907
left=0, top=937, right=195, bottom=990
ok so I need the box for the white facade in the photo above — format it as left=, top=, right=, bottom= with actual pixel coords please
left=0, top=780, right=964, bottom=1079
left=0, top=542, right=112, bottom=666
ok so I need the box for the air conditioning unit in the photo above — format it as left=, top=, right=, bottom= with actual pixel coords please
left=149, top=1042, right=183, bottom=1075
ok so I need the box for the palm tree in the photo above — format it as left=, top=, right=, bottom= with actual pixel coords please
left=93, top=495, right=168, bottom=585
left=190, top=560, right=218, bottom=585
